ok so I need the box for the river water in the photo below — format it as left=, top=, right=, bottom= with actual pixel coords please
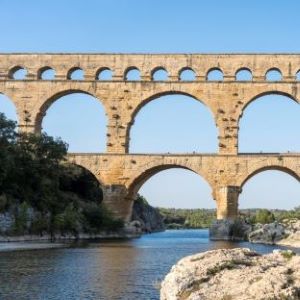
left=0, top=229, right=298, bottom=300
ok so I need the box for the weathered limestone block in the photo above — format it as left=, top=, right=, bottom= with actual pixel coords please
left=160, top=248, right=300, bottom=300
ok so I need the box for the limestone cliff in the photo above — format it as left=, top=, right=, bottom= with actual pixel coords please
left=131, top=197, right=165, bottom=233
left=160, top=248, right=300, bottom=300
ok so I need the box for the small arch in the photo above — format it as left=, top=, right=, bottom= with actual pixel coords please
left=38, top=66, right=56, bottom=80
left=96, top=68, right=113, bottom=80
left=235, top=68, right=253, bottom=81
left=151, top=67, right=168, bottom=81
left=179, top=67, right=196, bottom=81
left=67, top=67, right=84, bottom=80
left=206, top=68, right=223, bottom=81
left=265, top=68, right=282, bottom=81
left=124, top=67, right=141, bottom=81
left=296, top=70, right=300, bottom=81
left=9, top=66, right=28, bottom=80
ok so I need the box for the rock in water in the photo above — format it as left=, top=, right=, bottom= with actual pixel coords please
left=160, top=248, right=300, bottom=300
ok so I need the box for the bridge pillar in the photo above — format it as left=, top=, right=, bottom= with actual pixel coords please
left=215, top=185, right=241, bottom=220
left=18, top=124, right=36, bottom=134
left=106, top=116, right=128, bottom=153
left=17, top=108, right=37, bottom=134
left=217, top=117, right=239, bottom=154
left=103, top=185, right=133, bottom=222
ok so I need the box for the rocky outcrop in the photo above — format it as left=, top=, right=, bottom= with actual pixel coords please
left=248, top=222, right=287, bottom=244
left=248, top=219, right=300, bottom=247
left=209, top=219, right=251, bottom=241
left=278, top=219, right=300, bottom=247
left=160, top=248, right=300, bottom=300
left=131, top=199, right=165, bottom=233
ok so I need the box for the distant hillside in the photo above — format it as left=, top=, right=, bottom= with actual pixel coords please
left=157, top=207, right=300, bottom=229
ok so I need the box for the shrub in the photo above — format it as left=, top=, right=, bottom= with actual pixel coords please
left=254, top=209, right=275, bottom=224
left=82, top=202, right=124, bottom=233
left=12, top=202, right=30, bottom=235
left=30, top=213, right=49, bottom=235
left=53, top=204, right=81, bottom=235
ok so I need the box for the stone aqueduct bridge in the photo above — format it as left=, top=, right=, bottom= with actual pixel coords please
left=1, top=53, right=300, bottom=222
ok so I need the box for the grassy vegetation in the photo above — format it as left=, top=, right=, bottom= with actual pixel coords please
left=206, top=259, right=253, bottom=276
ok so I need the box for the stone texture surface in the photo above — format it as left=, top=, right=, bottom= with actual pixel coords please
left=209, top=219, right=251, bottom=241
left=68, top=153, right=300, bottom=221
left=248, top=222, right=287, bottom=244
left=131, top=200, right=165, bottom=232
left=249, top=219, right=300, bottom=248
left=279, top=219, right=300, bottom=247
left=1, top=53, right=300, bottom=222
left=160, top=248, right=300, bottom=300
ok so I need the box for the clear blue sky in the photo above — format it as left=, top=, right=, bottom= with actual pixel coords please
left=0, top=0, right=300, bottom=210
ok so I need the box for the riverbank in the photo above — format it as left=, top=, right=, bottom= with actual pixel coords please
left=0, top=220, right=144, bottom=242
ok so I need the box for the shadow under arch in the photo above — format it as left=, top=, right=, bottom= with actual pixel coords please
left=126, top=90, right=218, bottom=153
left=35, top=89, right=107, bottom=133
left=126, top=163, right=214, bottom=202
left=240, top=165, right=300, bottom=188
left=63, top=161, right=104, bottom=203
left=238, top=90, right=299, bottom=122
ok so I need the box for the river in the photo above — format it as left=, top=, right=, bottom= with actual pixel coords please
left=0, top=229, right=298, bottom=300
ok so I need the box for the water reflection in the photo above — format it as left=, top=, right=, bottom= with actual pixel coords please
left=0, top=229, right=298, bottom=300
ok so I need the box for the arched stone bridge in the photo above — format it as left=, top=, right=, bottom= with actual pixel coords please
left=1, top=53, right=300, bottom=221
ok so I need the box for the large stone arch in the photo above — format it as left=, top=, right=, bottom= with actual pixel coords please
left=236, top=90, right=300, bottom=153
left=234, top=164, right=300, bottom=212
left=66, top=154, right=106, bottom=186
left=63, top=161, right=104, bottom=202
left=238, top=90, right=299, bottom=122
left=240, top=165, right=300, bottom=188
left=0, top=91, right=22, bottom=124
left=125, top=90, right=218, bottom=153
left=126, top=161, right=215, bottom=202
left=34, top=89, right=108, bottom=133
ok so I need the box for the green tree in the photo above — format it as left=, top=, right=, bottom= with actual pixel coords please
left=0, top=113, right=123, bottom=239
left=254, top=209, right=275, bottom=224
